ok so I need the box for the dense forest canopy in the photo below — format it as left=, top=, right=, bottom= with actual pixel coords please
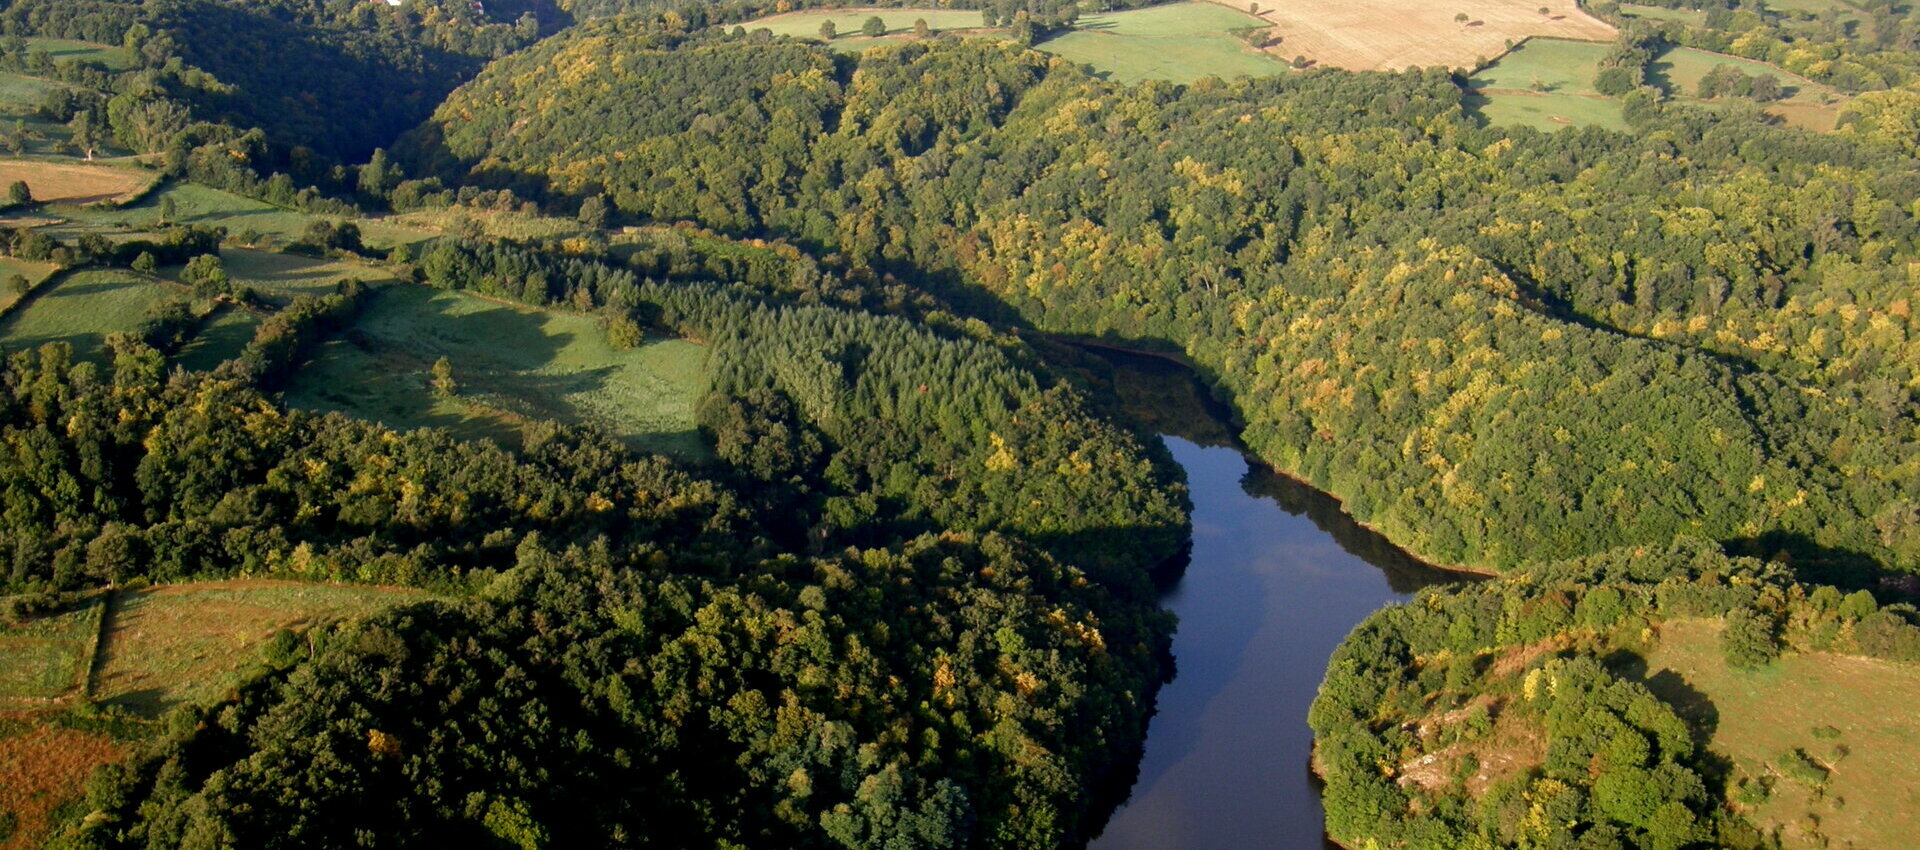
left=409, top=22, right=1920, bottom=579
left=0, top=0, right=1917, bottom=847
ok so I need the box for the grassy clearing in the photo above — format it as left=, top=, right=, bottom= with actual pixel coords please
left=0, top=159, right=155, bottom=205
left=94, top=581, right=423, bottom=715
left=213, top=248, right=397, bottom=300
left=24, top=38, right=135, bottom=70
left=1643, top=619, right=1920, bottom=850
left=1470, top=37, right=1610, bottom=94
left=1041, top=2, right=1286, bottom=83
left=284, top=285, right=712, bottom=458
left=389, top=206, right=587, bottom=243
left=0, top=72, right=73, bottom=109
left=1650, top=46, right=1844, bottom=130
left=0, top=270, right=179, bottom=361
left=1617, top=4, right=1708, bottom=24
left=170, top=306, right=257, bottom=372
left=747, top=7, right=996, bottom=39
left=1761, top=0, right=1866, bottom=21
left=0, top=713, right=124, bottom=850
left=0, top=599, right=102, bottom=702
left=58, top=182, right=433, bottom=249
left=1253, top=0, right=1612, bottom=72
left=0, top=257, right=58, bottom=313
left=1467, top=39, right=1626, bottom=130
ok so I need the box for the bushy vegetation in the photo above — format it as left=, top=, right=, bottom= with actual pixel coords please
left=1309, top=540, right=1920, bottom=848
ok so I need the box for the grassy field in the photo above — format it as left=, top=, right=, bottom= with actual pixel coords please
left=0, top=599, right=102, bottom=702
left=1252, top=0, right=1612, bottom=71
left=1644, top=619, right=1920, bottom=850
left=1650, top=46, right=1844, bottom=130
left=0, top=72, right=73, bottom=109
left=0, top=159, right=155, bottom=205
left=389, top=206, right=588, bottom=243
left=169, top=306, right=257, bottom=372
left=284, top=285, right=712, bottom=458
left=1618, top=4, right=1709, bottom=24
left=0, top=257, right=58, bottom=313
left=94, top=581, right=423, bottom=714
left=1761, top=0, right=1866, bottom=21
left=0, top=270, right=180, bottom=361
left=57, top=182, right=433, bottom=249
left=212, top=248, right=398, bottom=300
left=0, top=713, right=124, bottom=850
left=1467, top=39, right=1627, bottom=130
left=1040, top=2, right=1286, bottom=83
left=24, top=38, right=136, bottom=71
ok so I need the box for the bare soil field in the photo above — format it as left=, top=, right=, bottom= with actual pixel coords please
left=1234, top=0, right=1614, bottom=71
left=0, top=159, right=156, bottom=205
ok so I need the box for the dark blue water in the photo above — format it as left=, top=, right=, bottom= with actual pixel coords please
left=1092, top=435, right=1453, bottom=850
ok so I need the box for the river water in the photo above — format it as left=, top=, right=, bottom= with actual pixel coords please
left=1083, top=349, right=1458, bottom=850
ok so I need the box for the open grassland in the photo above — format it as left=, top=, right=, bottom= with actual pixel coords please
left=284, top=285, right=712, bottom=458
left=0, top=72, right=72, bottom=109
left=748, top=7, right=995, bottom=38
left=213, top=248, right=398, bottom=300
left=1618, top=4, right=1709, bottom=24
left=1761, top=0, right=1867, bottom=22
left=24, top=38, right=135, bottom=70
left=0, top=713, right=124, bottom=850
left=1650, top=46, right=1844, bottom=130
left=0, top=271, right=177, bottom=361
left=0, top=257, right=58, bottom=313
left=1250, top=0, right=1612, bottom=71
left=1467, top=39, right=1627, bottom=130
left=0, top=599, right=102, bottom=702
left=94, top=581, right=423, bottom=715
left=1041, top=2, right=1286, bottom=83
left=58, top=182, right=433, bottom=249
left=169, top=306, right=257, bottom=372
left=0, top=159, right=155, bottom=205
left=389, top=205, right=588, bottom=243
left=1644, top=619, right=1920, bottom=850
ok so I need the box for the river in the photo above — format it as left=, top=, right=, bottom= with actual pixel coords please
left=1081, top=347, right=1460, bottom=850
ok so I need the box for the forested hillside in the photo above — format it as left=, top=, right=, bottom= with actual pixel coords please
left=409, top=23, right=1920, bottom=577
left=1311, top=540, right=1920, bottom=849
left=0, top=0, right=1917, bottom=847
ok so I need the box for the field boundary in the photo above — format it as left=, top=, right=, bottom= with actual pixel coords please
left=78, top=589, right=116, bottom=700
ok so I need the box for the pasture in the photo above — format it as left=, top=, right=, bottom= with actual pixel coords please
left=0, top=598, right=102, bottom=702
left=1251, top=0, right=1612, bottom=71
left=94, top=581, right=422, bottom=714
left=0, top=270, right=179, bottom=361
left=1617, top=4, right=1708, bottom=24
left=212, top=248, right=398, bottom=300
left=0, top=159, right=155, bottom=205
left=1041, top=2, right=1286, bottom=83
left=1644, top=619, right=1920, bottom=850
left=24, top=38, right=136, bottom=70
left=1466, top=39, right=1627, bottom=130
left=0, top=257, right=58, bottom=313
left=284, top=285, right=712, bottom=458
left=1649, top=46, right=1843, bottom=130
left=0, top=73, right=72, bottom=110
left=59, top=182, right=433, bottom=249
left=169, top=306, right=257, bottom=372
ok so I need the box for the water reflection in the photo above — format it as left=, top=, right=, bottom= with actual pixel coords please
left=1079, top=345, right=1460, bottom=850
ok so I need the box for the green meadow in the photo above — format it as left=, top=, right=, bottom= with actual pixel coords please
left=284, top=285, right=712, bottom=458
